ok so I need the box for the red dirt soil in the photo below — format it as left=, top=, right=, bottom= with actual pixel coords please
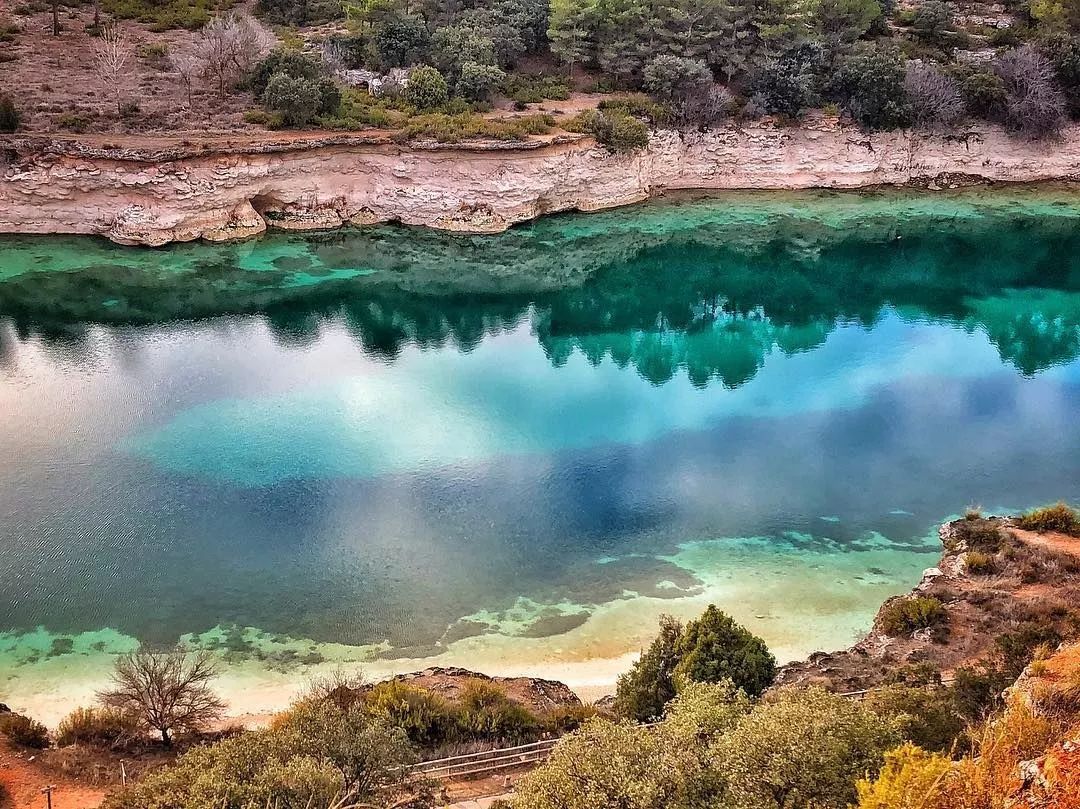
left=0, top=739, right=104, bottom=809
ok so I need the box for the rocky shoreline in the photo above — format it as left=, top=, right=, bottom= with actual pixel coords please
left=2, top=119, right=1080, bottom=246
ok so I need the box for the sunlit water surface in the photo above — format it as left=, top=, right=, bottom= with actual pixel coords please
left=3, top=188, right=1080, bottom=722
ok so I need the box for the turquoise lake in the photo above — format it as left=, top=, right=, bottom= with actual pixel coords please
left=3, top=187, right=1080, bottom=721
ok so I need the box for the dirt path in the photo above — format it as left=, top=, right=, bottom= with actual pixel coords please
left=0, top=741, right=104, bottom=809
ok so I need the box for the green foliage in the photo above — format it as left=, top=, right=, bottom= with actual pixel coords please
left=661, top=679, right=753, bottom=740
left=106, top=702, right=411, bottom=809
left=673, top=605, right=777, bottom=697
left=457, top=61, right=507, bottom=101
left=362, top=681, right=459, bottom=746
left=854, top=742, right=952, bottom=809
left=1042, top=33, right=1080, bottom=116
left=405, top=65, right=450, bottom=110
left=951, top=516, right=1006, bottom=552
left=501, top=74, right=571, bottom=103
left=513, top=717, right=683, bottom=809
left=879, top=596, right=946, bottom=637
left=256, top=0, right=344, bottom=26
left=834, top=42, right=911, bottom=130
left=1016, top=501, right=1080, bottom=535
left=911, top=1, right=952, bottom=44
left=951, top=664, right=1013, bottom=721
left=262, top=72, right=339, bottom=127
left=863, top=685, right=965, bottom=752
left=458, top=679, right=541, bottom=741
left=251, top=50, right=325, bottom=100
left=954, top=63, right=1008, bottom=120
left=614, top=614, right=682, bottom=721
left=712, top=687, right=898, bottom=809
left=0, top=96, right=19, bottom=133
left=754, top=43, right=828, bottom=117
left=373, top=12, right=430, bottom=69
left=56, top=706, right=139, bottom=748
left=642, top=55, right=712, bottom=103
left=101, top=0, right=236, bottom=31
left=813, top=0, right=883, bottom=49
left=394, top=111, right=554, bottom=142
left=0, top=712, right=49, bottom=749
left=996, top=620, right=1062, bottom=676
left=566, top=108, right=650, bottom=151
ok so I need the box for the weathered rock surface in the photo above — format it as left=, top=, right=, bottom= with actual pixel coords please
left=2, top=120, right=1080, bottom=246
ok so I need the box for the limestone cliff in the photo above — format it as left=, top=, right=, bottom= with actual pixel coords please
left=2, top=119, right=1079, bottom=246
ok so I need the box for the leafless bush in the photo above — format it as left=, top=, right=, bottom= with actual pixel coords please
left=171, top=52, right=201, bottom=108
left=994, top=44, right=1067, bottom=140
left=905, top=61, right=964, bottom=129
left=194, top=13, right=275, bottom=97
left=97, top=648, right=225, bottom=746
left=93, top=24, right=134, bottom=116
left=676, top=84, right=735, bottom=128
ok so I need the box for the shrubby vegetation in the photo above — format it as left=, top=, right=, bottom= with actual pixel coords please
left=879, top=596, right=947, bottom=637
left=0, top=95, right=20, bottom=132
left=1016, top=501, right=1080, bottom=535
left=0, top=711, right=50, bottom=748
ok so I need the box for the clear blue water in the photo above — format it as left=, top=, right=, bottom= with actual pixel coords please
left=3, top=188, right=1080, bottom=716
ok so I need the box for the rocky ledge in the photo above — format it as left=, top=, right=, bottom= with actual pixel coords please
left=777, top=515, right=1080, bottom=692
left=2, top=119, right=1080, bottom=246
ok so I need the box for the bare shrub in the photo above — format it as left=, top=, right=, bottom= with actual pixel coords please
left=994, top=45, right=1067, bottom=140
left=98, top=649, right=225, bottom=746
left=195, top=14, right=275, bottom=97
left=905, top=61, right=964, bottom=129
left=93, top=24, right=134, bottom=116
left=677, top=84, right=734, bottom=127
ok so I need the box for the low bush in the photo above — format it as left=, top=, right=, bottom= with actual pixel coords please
left=834, top=42, right=911, bottom=130
left=0, top=96, right=19, bottom=133
left=0, top=712, right=49, bottom=749
left=995, top=45, right=1067, bottom=140
left=965, top=550, right=996, bottom=574
left=394, top=112, right=553, bottom=143
left=262, top=72, right=340, bottom=127
left=879, top=596, right=947, bottom=636
left=951, top=664, right=1013, bottom=721
left=56, top=706, right=139, bottom=748
left=951, top=517, right=1005, bottom=552
left=565, top=108, right=650, bottom=153
left=458, top=679, right=540, bottom=742
left=102, top=0, right=235, bottom=31
left=362, top=681, right=459, bottom=747
left=854, top=742, right=953, bottom=809
left=405, top=65, right=450, bottom=111
left=56, top=112, right=95, bottom=133
left=864, top=684, right=965, bottom=752
left=502, top=74, right=571, bottom=103
left=250, top=50, right=325, bottom=100
left=1016, top=502, right=1080, bottom=535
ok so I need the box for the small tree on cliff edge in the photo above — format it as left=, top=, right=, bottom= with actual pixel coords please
left=674, top=605, right=777, bottom=697
left=98, top=648, right=225, bottom=746
left=614, top=614, right=683, bottom=721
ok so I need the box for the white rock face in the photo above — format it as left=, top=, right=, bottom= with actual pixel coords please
left=2, top=119, right=1079, bottom=246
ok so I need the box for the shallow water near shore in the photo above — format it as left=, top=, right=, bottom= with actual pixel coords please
left=3, top=187, right=1080, bottom=724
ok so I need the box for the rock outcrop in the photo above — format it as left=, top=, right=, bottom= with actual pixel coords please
left=2, top=120, right=1080, bottom=246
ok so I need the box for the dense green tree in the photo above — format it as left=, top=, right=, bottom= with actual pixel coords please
left=457, top=61, right=508, bottom=100
left=673, top=605, right=777, bottom=697
left=251, top=50, right=325, bottom=99
left=834, top=42, right=911, bottom=129
left=613, top=614, right=683, bottom=721
left=373, top=12, right=431, bottom=68
left=1042, top=33, right=1080, bottom=115
left=642, top=55, right=712, bottom=102
left=713, top=687, right=898, bottom=809
left=549, top=0, right=597, bottom=74
left=912, top=0, right=952, bottom=45
left=431, top=24, right=497, bottom=81
left=405, top=64, right=451, bottom=108
left=754, top=42, right=828, bottom=117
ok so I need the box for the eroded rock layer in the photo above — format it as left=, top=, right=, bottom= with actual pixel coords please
left=2, top=120, right=1080, bottom=245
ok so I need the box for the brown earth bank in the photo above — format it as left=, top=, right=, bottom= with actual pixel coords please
left=3, top=119, right=1080, bottom=246
left=777, top=516, right=1080, bottom=692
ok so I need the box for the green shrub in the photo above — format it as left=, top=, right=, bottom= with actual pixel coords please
left=674, top=605, right=776, bottom=697
left=102, top=0, right=234, bottom=31
left=614, top=614, right=682, bottom=721
left=250, top=50, right=324, bottom=100
left=405, top=65, right=450, bottom=111
left=854, top=743, right=953, bottom=809
left=713, top=687, right=899, bottom=809
left=457, top=61, right=506, bottom=102
left=864, top=684, right=965, bottom=752
left=502, top=74, right=571, bottom=103
left=1016, top=502, right=1080, bottom=535
left=262, top=72, right=340, bottom=127
left=458, top=679, right=540, bottom=742
left=965, top=551, right=996, bottom=574
left=0, top=96, right=18, bottom=133
left=56, top=112, right=94, bottom=133
left=879, top=596, right=947, bottom=637
left=56, top=706, right=139, bottom=748
left=951, top=664, right=1012, bottom=721
left=597, top=94, right=672, bottom=125
left=0, top=712, right=49, bottom=748
left=362, top=681, right=459, bottom=747
left=834, top=42, right=911, bottom=130
left=565, top=108, right=650, bottom=153
left=243, top=108, right=284, bottom=128
left=394, top=112, right=553, bottom=143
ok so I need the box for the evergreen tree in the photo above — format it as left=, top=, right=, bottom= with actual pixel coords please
left=673, top=605, right=776, bottom=696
